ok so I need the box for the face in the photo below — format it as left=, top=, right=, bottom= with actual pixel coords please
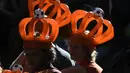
left=24, top=48, right=51, bottom=69
left=68, top=42, right=87, bottom=61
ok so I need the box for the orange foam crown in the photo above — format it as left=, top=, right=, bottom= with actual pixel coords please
left=2, top=70, right=22, bottom=73
left=28, top=0, right=71, bottom=27
left=19, top=17, right=59, bottom=49
left=70, top=10, right=114, bottom=47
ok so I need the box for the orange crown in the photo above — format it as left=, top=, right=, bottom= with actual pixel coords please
left=19, top=17, right=59, bottom=49
left=28, top=0, right=71, bottom=27
left=2, top=70, right=21, bottom=73
left=70, top=10, right=114, bottom=46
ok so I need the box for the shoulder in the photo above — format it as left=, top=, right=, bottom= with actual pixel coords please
left=47, top=68, right=61, bottom=73
left=61, top=66, right=86, bottom=73
left=87, top=62, right=103, bottom=73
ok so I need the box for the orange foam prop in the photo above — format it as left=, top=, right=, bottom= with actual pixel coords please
left=19, top=17, right=59, bottom=49
left=28, top=0, right=71, bottom=27
left=2, top=70, right=21, bottom=73
left=28, top=0, right=41, bottom=17
left=95, top=19, right=114, bottom=44
left=71, top=10, right=114, bottom=46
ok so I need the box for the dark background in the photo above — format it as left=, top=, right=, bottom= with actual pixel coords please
left=0, top=0, right=130, bottom=73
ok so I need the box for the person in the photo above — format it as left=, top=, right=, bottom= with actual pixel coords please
left=8, top=12, right=63, bottom=73
left=61, top=8, right=114, bottom=73
left=10, top=2, right=75, bottom=71
left=10, top=43, right=75, bottom=72
left=62, top=31, right=103, bottom=73
left=22, top=43, right=61, bottom=73
left=9, top=29, right=62, bottom=73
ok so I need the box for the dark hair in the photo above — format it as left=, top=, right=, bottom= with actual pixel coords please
left=46, top=47, right=57, bottom=63
left=24, top=45, right=57, bottom=71
left=37, top=46, right=57, bottom=70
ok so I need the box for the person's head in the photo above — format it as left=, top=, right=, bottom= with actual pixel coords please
left=67, top=31, right=97, bottom=62
left=23, top=42, right=56, bottom=71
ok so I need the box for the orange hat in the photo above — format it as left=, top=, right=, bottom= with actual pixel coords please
left=2, top=70, right=21, bottom=73
left=28, top=0, right=71, bottom=27
left=19, top=17, right=59, bottom=49
left=69, top=10, right=114, bottom=50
